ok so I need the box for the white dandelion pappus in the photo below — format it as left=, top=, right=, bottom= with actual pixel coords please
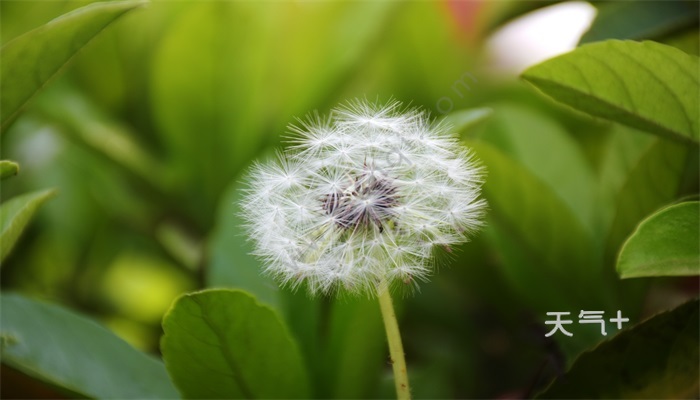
left=241, top=100, right=486, bottom=295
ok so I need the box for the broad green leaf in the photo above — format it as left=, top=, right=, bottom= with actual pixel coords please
left=161, top=289, right=310, bottom=399
left=0, top=160, right=19, bottom=180
left=617, top=201, right=700, bottom=278
left=0, top=293, right=178, bottom=399
left=580, top=1, right=699, bottom=45
left=537, top=299, right=700, bottom=398
left=1, top=189, right=56, bottom=262
left=151, top=2, right=394, bottom=225
left=522, top=40, right=700, bottom=143
left=0, top=0, right=147, bottom=132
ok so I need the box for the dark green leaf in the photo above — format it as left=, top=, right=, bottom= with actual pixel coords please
left=0, top=0, right=147, bottom=131
left=1, top=189, right=56, bottom=262
left=537, top=299, right=700, bottom=398
left=0, top=160, right=19, bottom=180
left=580, top=1, right=699, bottom=45
left=0, top=293, right=178, bottom=398
left=161, top=289, right=310, bottom=399
left=522, top=40, right=700, bottom=144
left=617, top=201, right=700, bottom=278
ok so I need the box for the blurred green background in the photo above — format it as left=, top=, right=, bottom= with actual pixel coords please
left=1, top=1, right=698, bottom=398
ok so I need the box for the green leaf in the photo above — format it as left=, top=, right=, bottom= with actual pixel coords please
left=617, top=201, right=700, bottom=278
left=580, top=1, right=699, bottom=45
left=0, top=160, right=19, bottom=180
left=0, top=292, right=178, bottom=399
left=537, top=299, right=700, bottom=398
left=161, top=289, right=310, bottom=399
left=0, top=0, right=147, bottom=132
left=522, top=40, right=700, bottom=144
left=1, top=189, right=56, bottom=262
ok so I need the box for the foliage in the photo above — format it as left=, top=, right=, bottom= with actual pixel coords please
left=0, top=293, right=177, bottom=398
left=1, top=1, right=698, bottom=399
left=617, top=201, right=700, bottom=278
left=161, top=289, right=310, bottom=399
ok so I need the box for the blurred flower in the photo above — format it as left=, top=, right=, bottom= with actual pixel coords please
left=241, top=100, right=486, bottom=295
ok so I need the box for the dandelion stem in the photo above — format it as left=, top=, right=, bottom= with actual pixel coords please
left=378, top=281, right=411, bottom=400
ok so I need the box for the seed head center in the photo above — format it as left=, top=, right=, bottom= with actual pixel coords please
left=322, top=169, right=398, bottom=230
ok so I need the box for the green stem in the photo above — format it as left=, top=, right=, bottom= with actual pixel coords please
left=378, top=281, right=411, bottom=400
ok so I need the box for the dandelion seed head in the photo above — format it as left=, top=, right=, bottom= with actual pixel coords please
left=241, top=100, right=486, bottom=295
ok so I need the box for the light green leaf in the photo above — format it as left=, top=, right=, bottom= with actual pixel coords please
left=0, top=0, right=147, bottom=132
left=1, top=189, right=56, bottom=262
left=617, top=201, right=700, bottom=278
left=161, top=289, right=310, bottom=399
left=537, top=299, right=700, bottom=398
left=0, top=160, right=19, bottom=180
left=580, top=1, right=699, bottom=45
left=0, top=292, right=178, bottom=399
left=522, top=40, right=700, bottom=143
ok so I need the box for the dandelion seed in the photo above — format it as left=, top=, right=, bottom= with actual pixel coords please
left=241, top=99, right=486, bottom=295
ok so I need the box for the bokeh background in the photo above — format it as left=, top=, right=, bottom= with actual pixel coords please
left=2, top=1, right=698, bottom=398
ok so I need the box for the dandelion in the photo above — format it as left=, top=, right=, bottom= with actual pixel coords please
left=241, top=99, right=486, bottom=399
left=241, top=100, right=485, bottom=294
